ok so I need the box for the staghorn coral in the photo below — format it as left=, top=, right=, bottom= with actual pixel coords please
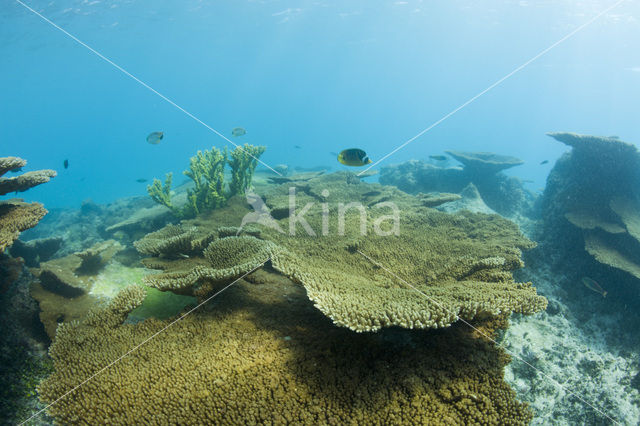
left=228, top=144, right=267, bottom=196
left=0, top=200, right=48, bottom=252
left=148, top=145, right=266, bottom=219
left=182, top=147, right=228, bottom=217
left=38, top=273, right=533, bottom=424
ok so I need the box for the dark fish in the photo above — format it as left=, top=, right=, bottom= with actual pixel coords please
left=146, top=131, right=164, bottom=144
left=231, top=127, right=246, bottom=137
left=136, top=178, right=148, bottom=183
left=581, top=277, right=607, bottom=297
left=429, top=155, right=447, bottom=161
left=337, top=148, right=372, bottom=167
left=9, top=167, right=23, bottom=173
left=63, top=159, right=69, bottom=169
left=540, top=160, right=549, bottom=165
left=294, top=145, right=302, bottom=149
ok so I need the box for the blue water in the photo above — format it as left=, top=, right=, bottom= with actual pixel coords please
left=2, top=0, right=639, bottom=208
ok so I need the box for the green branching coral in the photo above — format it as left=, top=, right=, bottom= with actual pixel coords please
left=183, top=147, right=228, bottom=217
left=147, top=144, right=266, bottom=219
left=147, top=173, right=175, bottom=213
left=228, top=144, right=267, bottom=196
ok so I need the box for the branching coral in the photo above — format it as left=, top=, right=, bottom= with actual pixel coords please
left=183, top=147, right=227, bottom=217
left=228, top=144, right=267, bottom=196
left=147, top=145, right=265, bottom=218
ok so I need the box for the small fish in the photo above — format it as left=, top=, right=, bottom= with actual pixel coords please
left=136, top=178, right=148, bottom=183
left=231, top=127, right=246, bottom=137
left=294, top=145, right=302, bottom=149
left=63, top=159, right=69, bottom=169
left=9, top=167, right=23, bottom=173
left=581, top=276, right=607, bottom=297
left=337, top=148, right=372, bottom=167
left=540, top=160, right=549, bottom=165
left=429, top=155, right=447, bottom=161
left=330, top=152, right=338, bottom=157
left=146, top=131, right=164, bottom=144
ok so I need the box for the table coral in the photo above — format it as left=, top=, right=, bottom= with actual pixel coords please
left=0, top=156, right=56, bottom=196
left=138, top=172, right=546, bottom=332
left=0, top=200, right=48, bottom=252
left=543, top=132, right=640, bottom=282
left=38, top=275, right=533, bottom=425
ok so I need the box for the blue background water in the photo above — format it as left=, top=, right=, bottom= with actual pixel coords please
left=1, top=0, right=639, bottom=208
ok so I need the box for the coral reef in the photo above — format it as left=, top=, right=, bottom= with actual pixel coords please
left=138, top=172, right=546, bottom=332
left=379, top=152, right=532, bottom=217
left=38, top=273, right=534, bottom=424
left=148, top=144, right=266, bottom=218
left=539, top=132, right=640, bottom=283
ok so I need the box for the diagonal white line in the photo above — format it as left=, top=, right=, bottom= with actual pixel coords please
left=13, top=0, right=282, bottom=176
left=359, top=0, right=627, bottom=175
left=19, top=260, right=270, bottom=426
left=356, top=249, right=620, bottom=425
